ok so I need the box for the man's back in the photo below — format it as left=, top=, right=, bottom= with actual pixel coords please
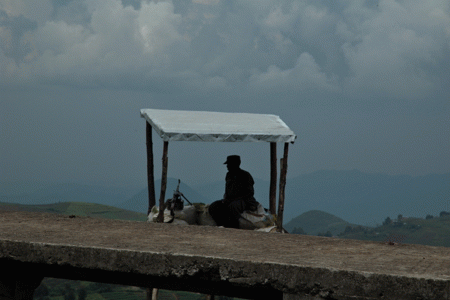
left=225, top=168, right=255, bottom=201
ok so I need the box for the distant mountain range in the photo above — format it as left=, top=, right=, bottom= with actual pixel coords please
left=0, top=182, right=139, bottom=207
left=1, top=170, right=449, bottom=225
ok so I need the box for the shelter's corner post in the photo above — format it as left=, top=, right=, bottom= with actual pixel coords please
left=146, top=122, right=156, bottom=215
left=276, top=143, right=289, bottom=232
left=145, top=288, right=158, bottom=300
left=157, top=141, right=169, bottom=223
left=269, top=142, right=277, bottom=215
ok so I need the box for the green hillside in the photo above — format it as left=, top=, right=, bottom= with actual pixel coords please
left=0, top=201, right=147, bottom=222
left=338, top=215, right=450, bottom=247
left=286, top=209, right=450, bottom=248
left=284, top=210, right=353, bottom=236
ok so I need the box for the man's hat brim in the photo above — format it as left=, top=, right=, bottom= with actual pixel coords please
left=224, top=155, right=240, bottom=164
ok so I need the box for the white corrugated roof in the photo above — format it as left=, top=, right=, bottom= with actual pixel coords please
left=140, top=109, right=296, bottom=143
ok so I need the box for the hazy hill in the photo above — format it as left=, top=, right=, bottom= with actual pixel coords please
left=283, top=170, right=450, bottom=226
left=0, top=182, right=139, bottom=207
left=284, top=210, right=353, bottom=236
left=0, top=201, right=147, bottom=221
left=285, top=209, right=450, bottom=248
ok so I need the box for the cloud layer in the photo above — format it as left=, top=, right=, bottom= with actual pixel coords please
left=1, top=0, right=449, bottom=98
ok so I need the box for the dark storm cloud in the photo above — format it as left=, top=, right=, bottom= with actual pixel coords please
left=0, top=10, right=36, bottom=62
left=2, top=0, right=449, bottom=98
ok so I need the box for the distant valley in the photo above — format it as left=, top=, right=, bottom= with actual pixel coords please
left=1, top=170, right=449, bottom=225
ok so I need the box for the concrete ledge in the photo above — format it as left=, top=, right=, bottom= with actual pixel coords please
left=1, top=211, right=449, bottom=299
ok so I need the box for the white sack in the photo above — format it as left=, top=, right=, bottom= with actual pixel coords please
left=196, top=204, right=217, bottom=226
left=173, top=205, right=197, bottom=225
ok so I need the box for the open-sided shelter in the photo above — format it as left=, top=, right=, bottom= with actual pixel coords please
left=140, top=109, right=296, bottom=230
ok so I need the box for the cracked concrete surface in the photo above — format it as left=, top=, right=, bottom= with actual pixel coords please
left=0, top=211, right=449, bottom=299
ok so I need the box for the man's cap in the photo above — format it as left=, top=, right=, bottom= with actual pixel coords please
left=224, top=155, right=241, bottom=165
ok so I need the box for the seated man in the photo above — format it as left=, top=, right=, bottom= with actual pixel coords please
left=209, top=155, right=258, bottom=228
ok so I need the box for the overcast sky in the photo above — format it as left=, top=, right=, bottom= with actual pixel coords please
left=1, top=0, right=449, bottom=189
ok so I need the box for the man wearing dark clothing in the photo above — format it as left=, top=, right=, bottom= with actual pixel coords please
left=209, top=155, right=258, bottom=228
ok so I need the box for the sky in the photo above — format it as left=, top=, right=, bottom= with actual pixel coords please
left=1, top=0, right=449, bottom=189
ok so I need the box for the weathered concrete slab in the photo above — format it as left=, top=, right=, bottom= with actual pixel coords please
left=0, top=211, right=449, bottom=299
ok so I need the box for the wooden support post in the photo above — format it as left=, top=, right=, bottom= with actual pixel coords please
left=277, top=143, right=289, bottom=232
left=146, top=122, right=156, bottom=215
left=158, top=141, right=169, bottom=223
left=269, top=142, right=277, bottom=215
left=152, top=288, right=159, bottom=300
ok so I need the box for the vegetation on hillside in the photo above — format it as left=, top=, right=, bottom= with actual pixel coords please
left=338, top=212, right=450, bottom=247
left=287, top=209, right=450, bottom=248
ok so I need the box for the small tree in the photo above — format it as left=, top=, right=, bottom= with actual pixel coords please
left=426, top=214, right=434, bottom=220
left=440, top=211, right=450, bottom=217
left=291, top=227, right=307, bottom=235
left=324, top=231, right=332, bottom=237
left=317, top=231, right=332, bottom=237
left=383, top=217, right=392, bottom=226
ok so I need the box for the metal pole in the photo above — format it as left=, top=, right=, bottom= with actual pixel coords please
left=146, top=122, right=156, bottom=215
left=277, top=143, right=289, bottom=232
left=158, top=141, right=169, bottom=223
left=269, top=142, right=277, bottom=215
